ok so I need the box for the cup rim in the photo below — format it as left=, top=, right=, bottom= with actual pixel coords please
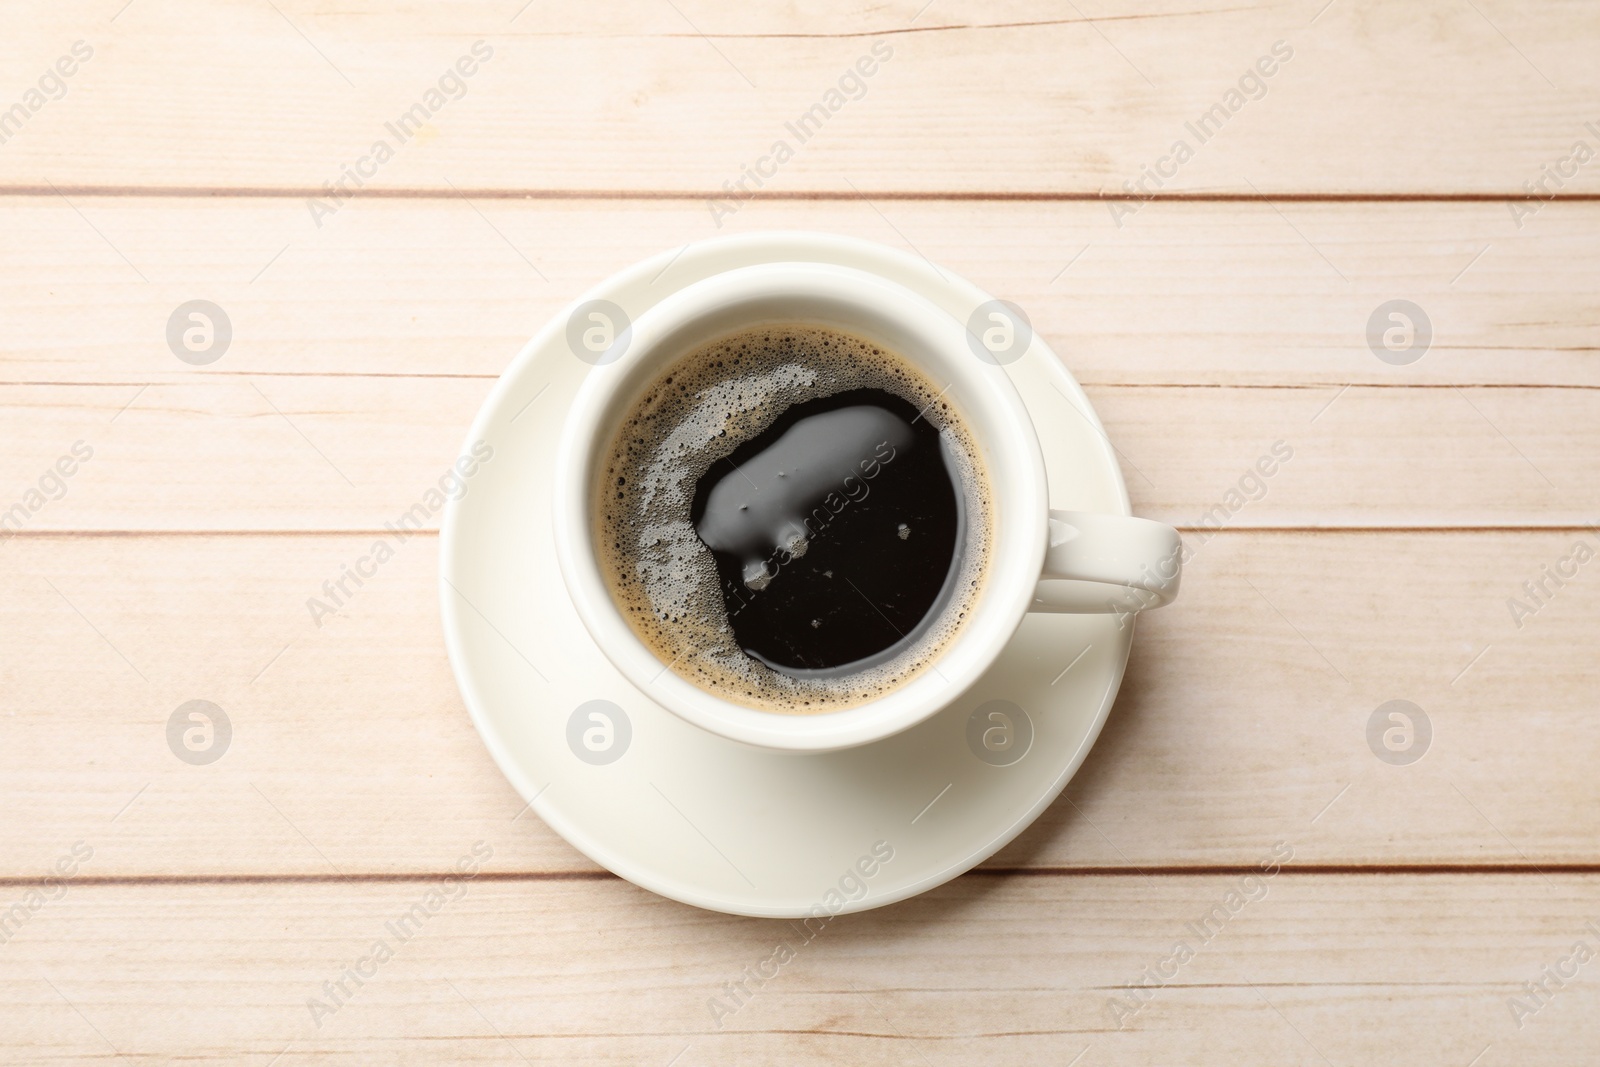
left=552, top=262, right=1049, bottom=751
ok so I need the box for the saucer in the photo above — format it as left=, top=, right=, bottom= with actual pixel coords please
left=441, top=232, right=1136, bottom=917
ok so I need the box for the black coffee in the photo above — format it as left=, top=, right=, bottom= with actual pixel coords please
left=691, top=388, right=963, bottom=675
left=595, top=325, right=989, bottom=714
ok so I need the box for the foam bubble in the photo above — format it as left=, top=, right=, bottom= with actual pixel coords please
left=596, top=325, right=990, bottom=714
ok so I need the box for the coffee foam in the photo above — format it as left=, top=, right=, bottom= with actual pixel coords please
left=595, top=325, right=990, bottom=714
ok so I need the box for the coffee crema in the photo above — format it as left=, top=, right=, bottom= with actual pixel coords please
left=594, top=325, right=990, bottom=714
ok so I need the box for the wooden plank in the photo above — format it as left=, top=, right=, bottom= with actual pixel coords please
left=5, top=197, right=1597, bottom=389
left=2, top=1, right=1598, bottom=194
left=2, top=530, right=1595, bottom=877
left=3, top=376, right=1595, bottom=531
left=0, top=874, right=1593, bottom=1063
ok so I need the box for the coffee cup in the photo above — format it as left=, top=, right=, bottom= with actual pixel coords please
left=553, top=262, right=1179, bottom=752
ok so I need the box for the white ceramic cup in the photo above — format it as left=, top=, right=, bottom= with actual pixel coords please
left=553, top=262, right=1180, bottom=752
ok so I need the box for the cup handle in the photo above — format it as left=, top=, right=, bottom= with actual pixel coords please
left=1030, top=510, right=1182, bottom=614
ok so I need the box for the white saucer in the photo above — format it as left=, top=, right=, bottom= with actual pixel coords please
left=441, top=232, right=1136, bottom=917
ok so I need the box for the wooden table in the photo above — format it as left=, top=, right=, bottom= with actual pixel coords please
left=3, top=1, right=1597, bottom=1062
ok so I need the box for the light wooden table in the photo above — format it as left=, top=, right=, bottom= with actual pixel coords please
left=2, top=1, right=1597, bottom=1062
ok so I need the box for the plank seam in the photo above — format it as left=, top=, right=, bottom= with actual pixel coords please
left=4, top=864, right=1595, bottom=888
left=5, top=187, right=1599, bottom=202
